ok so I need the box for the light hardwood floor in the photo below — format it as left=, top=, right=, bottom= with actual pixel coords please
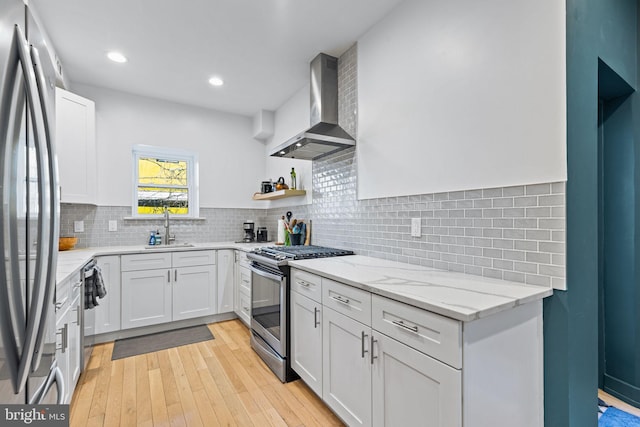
left=70, top=320, right=344, bottom=426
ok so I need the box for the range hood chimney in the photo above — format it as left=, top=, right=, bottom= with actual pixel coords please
left=270, top=53, right=355, bottom=160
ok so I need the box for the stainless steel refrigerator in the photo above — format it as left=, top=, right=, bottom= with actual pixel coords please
left=0, top=0, right=62, bottom=404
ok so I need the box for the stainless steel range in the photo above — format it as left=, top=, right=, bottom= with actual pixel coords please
left=247, top=245, right=354, bottom=382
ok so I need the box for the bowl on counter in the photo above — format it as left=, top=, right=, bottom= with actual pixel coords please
left=59, top=237, right=78, bottom=251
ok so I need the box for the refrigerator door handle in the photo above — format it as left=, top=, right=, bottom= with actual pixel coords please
left=28, top=360, right=65, bottom=405
left=29, top=44, right=59, bottom=374
left=0, top=26, right=26, bottom=394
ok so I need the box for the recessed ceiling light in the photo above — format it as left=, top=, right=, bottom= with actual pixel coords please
left=280, top=151, right=286, bottom=155
left=107, top=51, right=127, bottom=63
left=208, top=76, right=224, bottom=87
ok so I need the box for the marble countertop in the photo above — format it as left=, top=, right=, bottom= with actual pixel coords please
left=56, top=241, right=270, bottom=284
left=288, top=255, right=553, bottom=322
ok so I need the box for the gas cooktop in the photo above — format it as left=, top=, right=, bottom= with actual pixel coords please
left=249, top=245, right=354, bottom=265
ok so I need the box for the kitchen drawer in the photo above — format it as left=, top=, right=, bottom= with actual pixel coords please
left=322, top=278, right=371, bottom=326
left=56, top=277, right=72, bottom=311
left=236, top=251, right=251, bottom=269
left=237, top=290, right=251, bottom=326
left=291, top=269, right=322, bottom=303
left=239, top=266, right=251, bottom=295
left=121, top=252, right=172, bottom=272
left=173, top=250, right=215, bottom=268
left=70, top=269, right=83, bottom=301
left=372, top=295, right=462, bottom=369
left=57, top=268, right=81, bottom=309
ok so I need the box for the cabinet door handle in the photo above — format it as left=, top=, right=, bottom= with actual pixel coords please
left=371, top=335, right=378, bottom=365
left=391, top=319, right=419, bottom=333
left=72, top=306, right=80, bottom=325
left=313, top=307, right=320, bottom=328
left=361, top=331, right=368, bottom=358
left=167, top=270, right=171, bottom=282
left=331, top=295, right=350, bottom=305
left=175, top=269, right=178, bottom=282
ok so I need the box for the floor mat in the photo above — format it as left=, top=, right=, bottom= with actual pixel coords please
left=599, top=407, right=640, bottom=427
left=111, top=325, right=214, bottom=360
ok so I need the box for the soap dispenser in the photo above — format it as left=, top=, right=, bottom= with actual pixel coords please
left=149, top=231, right=156, bottom=246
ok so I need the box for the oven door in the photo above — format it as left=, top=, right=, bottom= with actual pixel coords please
left=250, top=263, right=287, bottom=357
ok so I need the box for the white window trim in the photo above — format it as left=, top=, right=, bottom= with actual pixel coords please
left=132, top=144, right=199, bottom=218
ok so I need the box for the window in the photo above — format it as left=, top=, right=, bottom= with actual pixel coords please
left=132, top=145, right=199, bottom=217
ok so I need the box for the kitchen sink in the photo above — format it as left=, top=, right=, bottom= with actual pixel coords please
left=145, top=243, right=195, bottom=249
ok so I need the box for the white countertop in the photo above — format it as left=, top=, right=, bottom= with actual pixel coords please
left=56, top=241, right=270, bottom=284
left=288, top=255, right=553, bottom=322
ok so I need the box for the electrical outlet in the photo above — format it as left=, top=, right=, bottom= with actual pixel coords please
left=108, top=220, right=117, bottom=232
left=74, top=220, right=84, bottom=233
left=411, top=218, right=421, bottom=237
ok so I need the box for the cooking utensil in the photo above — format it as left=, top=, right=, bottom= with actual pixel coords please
left=275, top=177, right=289, bottom=190
left=286, top=211, right=292, bottom=223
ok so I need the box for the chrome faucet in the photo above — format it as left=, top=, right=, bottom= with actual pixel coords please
left=163, top=207, right=176, bottom=245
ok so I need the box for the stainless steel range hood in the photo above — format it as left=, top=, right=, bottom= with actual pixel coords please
left=270, top=53, right=355, bottom=160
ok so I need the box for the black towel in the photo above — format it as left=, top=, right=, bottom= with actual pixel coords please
left=84, top=264, right=107, bottom=309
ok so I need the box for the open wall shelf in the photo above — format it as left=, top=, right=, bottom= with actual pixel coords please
left=252, top=189, right=306, bottom=201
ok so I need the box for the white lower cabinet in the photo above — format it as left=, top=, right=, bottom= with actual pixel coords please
left=292, top=267, right=462, bottom=427
left=234, top=251, right=252, bottom=326
left=121, top=268, right=172, bottom=329
left=216, top=249, right=235, bottom=314
left=56, top=269, right=83, bottom=404
left=121, top=251, right=217, bottom=329
left=55, top=303, right=70, bottom=404
left=372, top=333, right=461, bottom=427
left=290, top=267, right=544, bottom=427
left=68, top=294, right=82, bottom=390
left=173, top=265, right=217, bottom=320
left=322, top=306, right=372, bottom=427
left=290, top=290, right=322, bottom=397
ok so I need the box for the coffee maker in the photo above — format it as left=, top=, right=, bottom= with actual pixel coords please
left=243, top=221, right=255, bottom=242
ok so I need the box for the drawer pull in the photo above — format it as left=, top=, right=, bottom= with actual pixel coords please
left=72, top=281, right=82, bottom=289
left=331, top=295, right=350, bottom=305
left=314, top=307, right=320, bottom=328
left=361, top=331, right=368, bottom=358
left=243, top=306, right=249, bottom=313
left=392, top=319, right=419, bottom=333
left=55, top=297, right=68, bottom=311
left=298, top=280, right=310, bottom=287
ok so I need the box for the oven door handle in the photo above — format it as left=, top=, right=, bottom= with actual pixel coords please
left=249, top=265, right=284, bottom=282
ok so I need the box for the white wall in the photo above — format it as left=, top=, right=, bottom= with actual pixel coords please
left=72, top=84, right=266, bottom=209
left=263, top=84, right=313, bottom=208
left=357, top=0, right=567, bottom=199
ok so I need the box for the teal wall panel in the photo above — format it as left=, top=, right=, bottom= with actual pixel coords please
left=548, top=0, right=638, bottom=425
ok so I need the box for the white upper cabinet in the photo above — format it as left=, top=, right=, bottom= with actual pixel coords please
left=55, top=88, right=96, bottom=204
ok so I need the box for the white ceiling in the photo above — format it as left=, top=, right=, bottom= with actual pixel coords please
left=31, top=0, right=404, bottom=117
